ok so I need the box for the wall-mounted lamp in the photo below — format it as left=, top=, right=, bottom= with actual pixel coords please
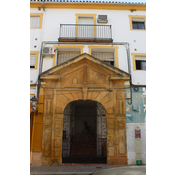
left=30, top=96, right=38, bottom=116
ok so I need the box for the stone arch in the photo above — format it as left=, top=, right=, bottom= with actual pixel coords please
left=62, top=100, right=107, bottom=163
left=55, top=90, right=114, bottom=116
left=42, top=89, right=127, bottom=166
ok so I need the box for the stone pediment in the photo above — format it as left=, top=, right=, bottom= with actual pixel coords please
left=40, top=53, right=130, bottom=88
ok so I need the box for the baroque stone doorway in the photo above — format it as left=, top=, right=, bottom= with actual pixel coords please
left=39, top=54, right=130, bottom=166
left=62, top=100, right=107, bottom=163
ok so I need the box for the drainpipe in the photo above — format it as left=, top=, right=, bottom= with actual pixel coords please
left=38, top=41, right=132, bottom=75
left=41, top=2, right=45, bottom=11
left=37, top=41, right=145, bottom=103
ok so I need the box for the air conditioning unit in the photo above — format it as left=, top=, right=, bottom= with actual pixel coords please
left=42, top=46, right=55, bottom=56
left=97, top=15, right=108, bottom=23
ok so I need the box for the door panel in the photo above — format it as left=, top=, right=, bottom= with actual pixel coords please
left=62, top=101, right=107, bottom=163
left=78, top=17, right=94, bottom=38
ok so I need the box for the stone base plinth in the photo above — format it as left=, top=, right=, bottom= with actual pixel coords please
left=107, top=157, right=127, bottom=165
left=31, top=152, right=42, bottom=166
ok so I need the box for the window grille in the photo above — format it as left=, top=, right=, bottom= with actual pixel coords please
left=57, top=51, right=81, bottom=65
left=91, top=52, right=114, bottom=65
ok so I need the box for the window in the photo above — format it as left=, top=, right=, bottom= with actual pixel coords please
left=128, top=15, right=146, bottom=30
left=30, top=13, right=43, bottom=29
left=78, top=17, right=94, bottom=38
left=136, top=60, right=146, bottom=70
left=53, top=45, right=84, bottom=67
left=131, top=53, right=146, bottom=71
left=57, top=51, right=81, bottom=65
left=91, top=52, right=114, bottom=66
left=30, top=54, right=36, bottom=68
left=132, top=22, right=145, bottom=30
left=75, top=14, right=97, bottom=38
left=88, top=46, right=119, bottom=68
left=30, top=51, right=39, bottom=69
left=135, top=56, right=146, bottom=70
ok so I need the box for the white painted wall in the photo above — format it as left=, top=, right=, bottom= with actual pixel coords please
left=30, top=9, right=146, bottom=84
left=30, top=7, right=146, bottom=92
left=30, top=9, right=45, bottom=95
left=42, top=57, right=53, bottom=72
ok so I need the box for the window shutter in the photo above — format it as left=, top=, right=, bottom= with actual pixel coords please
left=30, top=16, right=40, bottom=28
left=57, top=52, right=81, bottom=64
left=91, top=52, right=114, bottom=61
left=30, top=54, right=36, bottom=67
left=78, top=17, right=94, bottom=24
left=135, top=56, right=146, bottom=61
left=132, top=17, right=145, bottom=22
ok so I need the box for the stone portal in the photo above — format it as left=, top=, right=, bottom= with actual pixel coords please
left=37, top=53, right=130, bottom=165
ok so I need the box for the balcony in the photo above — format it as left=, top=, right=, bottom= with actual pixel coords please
left=58, top=24, right=113, bottom=43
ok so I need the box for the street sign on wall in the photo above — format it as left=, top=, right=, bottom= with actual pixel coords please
left=135, top=126, right=142, bottom=165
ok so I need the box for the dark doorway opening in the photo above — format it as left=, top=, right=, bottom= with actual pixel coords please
left=62, top=100, right=107, bottom=163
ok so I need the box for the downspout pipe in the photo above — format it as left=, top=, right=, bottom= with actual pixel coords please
left=38, top=41, right=132, bottom=74
left=41, top=2, right=45, bottom=11
left=37, top=41, right=146, bottom=103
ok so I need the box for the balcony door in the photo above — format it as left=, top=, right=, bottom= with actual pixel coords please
left=78, top=17, right=94, bottom=39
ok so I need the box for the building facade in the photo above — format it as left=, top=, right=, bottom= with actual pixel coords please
left=30, top=0, right=146, bottom=166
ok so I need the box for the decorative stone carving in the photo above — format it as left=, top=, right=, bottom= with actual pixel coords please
left=38, top=54, right=130, bottom=165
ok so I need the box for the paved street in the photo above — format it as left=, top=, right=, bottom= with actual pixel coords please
left=30, top=165, right=146, bottom=175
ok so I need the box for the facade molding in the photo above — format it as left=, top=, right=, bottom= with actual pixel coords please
left=30, top=3, right=146, bottom=11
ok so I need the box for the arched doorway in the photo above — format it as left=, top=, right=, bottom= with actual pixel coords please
left=62, top=100, right=107, bottom=163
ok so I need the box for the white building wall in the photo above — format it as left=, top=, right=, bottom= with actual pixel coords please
left=30, top=8, right=146, bottom=87
left=30, top=8, right=45, bottom=95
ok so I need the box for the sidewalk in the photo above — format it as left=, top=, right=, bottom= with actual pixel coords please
left=92, top=166, right=146, bottom=175
left=30, top=164, right=145, bottom=175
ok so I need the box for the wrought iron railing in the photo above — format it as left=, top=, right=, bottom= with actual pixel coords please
left=59, top=24, right=112, bottom=42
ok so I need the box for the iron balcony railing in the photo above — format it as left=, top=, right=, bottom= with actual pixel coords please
left=58, top=24, right=112, bottom=42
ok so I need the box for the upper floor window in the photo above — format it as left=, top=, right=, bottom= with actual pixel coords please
left=131, top=53, right=146, bottom=71
left=132, top=18, right=145, bottom=29
left=30, top=13, right=43, bottom=29
left=30, top=51, right=39, bottom=69
left=52, top=45, right=84, bottom=67
left=57, top=51, right=81, bottom=65
left=91, top=52, right=114, bottom=66
left=135, top=56, right=146, bottom=70
left=128, top=15, right=146, bottom=30
left=88, top=46, right=119, bottom=68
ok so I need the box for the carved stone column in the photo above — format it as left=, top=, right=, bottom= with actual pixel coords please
left=106, top=113, right=116, bottom=164
left=106, top=82, right=127, bottom=165
left=42, top=89, right=64, bottom=166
